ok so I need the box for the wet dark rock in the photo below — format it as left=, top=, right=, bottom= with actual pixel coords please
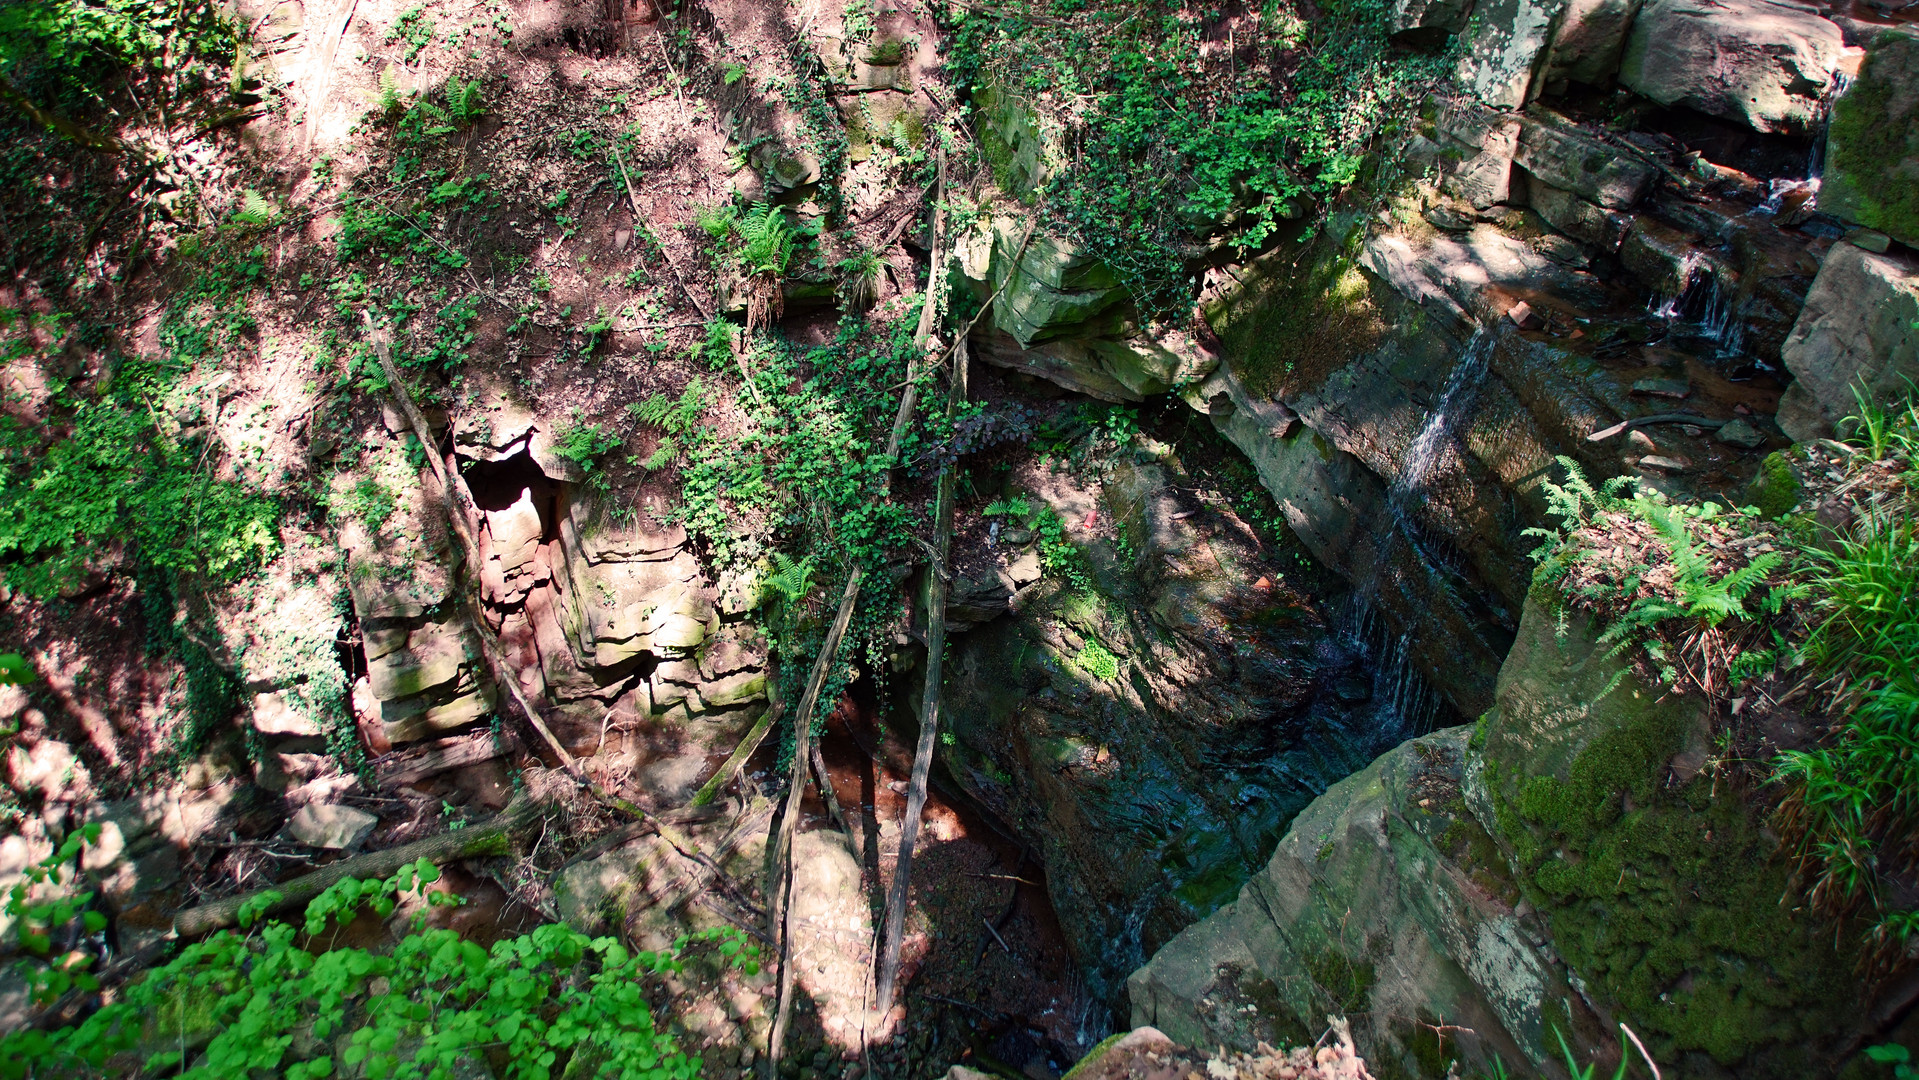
left=1713, top=417, right=1768, bottom=448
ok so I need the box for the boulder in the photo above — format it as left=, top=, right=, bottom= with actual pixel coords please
left=970, top=324, right=1218, bottom=403
left=1818, top=29, right=1919, bottom=249
left=1390, top=0, right=1474, bottom=36
left=250, top=691, right=322, bottom=738
left=1541, top=0, right=1643, bottom=86
left=1776, top=242, right=1919, bottom=441
left=1619, top=0, right=1845, bottom=135
left=1526, top=181, right=1632, bottom=250
left=1129, top=724, right=1559, bottom=1077
left=1513, top=113, right=1657, bottom=210
left=1131, top=589, right=1870, bottom=1077
left=1439, top=109, right=1523, bottom=210
left=972, top=82, right=1066, bottom=200
left=975, top=216, right=1130, bottom=347
left=1620, top=217, right=1712, bottom=295
left=286, top=803, right=379, bottom=850
left=1454, top=0, right=1568, bottom=108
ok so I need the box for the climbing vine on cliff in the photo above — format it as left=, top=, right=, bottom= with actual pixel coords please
left=946, top=0, right=1451, bottom=318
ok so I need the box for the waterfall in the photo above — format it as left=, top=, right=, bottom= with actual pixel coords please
left=1647, top=251, right=1706, bottom=319
left=1395, top=327, right=1493, bottom=507
left=1651, top=256, right=1761, bottom=369
left=1387, top=327, right=1494, bottom=570
left=1807, top=70, right=1856, bottom=182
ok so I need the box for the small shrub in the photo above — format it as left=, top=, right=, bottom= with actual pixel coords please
left=0, top=851, right=759, bottom=1079
left=1072, top=640, right=1120, bottom=680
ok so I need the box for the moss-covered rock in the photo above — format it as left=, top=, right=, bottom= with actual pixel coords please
left=1129, top=725, right=1566, bottom=1078
left=1133, top=586, right=1868, bottom=1078
left=1743, top=449, right=1803, bottom=519
left=1820, top=29, right=1919, bottom=249
left=1471, top=588, right=1863, bottom=1076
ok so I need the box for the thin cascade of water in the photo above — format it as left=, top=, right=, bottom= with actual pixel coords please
left=1336, top=599, right=1443, bottom=742
left=1647, top=251, right=1706, bottom=318
left=1396, top=327, right=1493, bottom=501
left=1386, top=327, right=1494, bottom=572
left=1807, top=70, right=1856, bottom=182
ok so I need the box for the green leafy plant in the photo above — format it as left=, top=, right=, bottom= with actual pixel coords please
left=1525, top=457, right=1792, bottom=691
left=386, top=6, right=435, bottom=62
left=1774, top=513, right=1919, bottom=964
left=1071, top=640, right=1120, bottom=680
left=1031, top=505, right=1087, bottom=589
left=554, top=411, right=624, bottom=489
left=0, top=399, right=279, bottom=597
left=5, top=823, right=108, bottom=1007
left=949, top=0, right=1447, bottom=317
left=444, top=76, right=486, bottom=126
left=0, top=653, right=33, bottom=685
left=230, top=190, right=278, bottom=227
left=628, top=378, right=708, bottom=470
left=0, top=856, right=758, bottom=1079
left=764, top=552, right=816, bottom=610
left=340, top=476, right=399, bottom=533
left=837, top=248, right=882, bottom=311
left=1869, top=1044, right=1917, bottom=1079
left=372, top=65, right=406, bottom=115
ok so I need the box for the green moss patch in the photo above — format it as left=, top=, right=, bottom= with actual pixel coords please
left=1822, top=32, right=1919, bottom=247
left=1487, top=698, right=1859, bottom=1073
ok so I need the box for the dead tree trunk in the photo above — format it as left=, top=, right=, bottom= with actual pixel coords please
left=874, top=334, right=968, bottom=1013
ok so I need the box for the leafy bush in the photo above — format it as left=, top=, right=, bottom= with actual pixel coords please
left=0, top=0, right=237, bottom=111
left=950, top=0, right=1449, bottom=316
left=0, top=855, right=757, bottom=1080
left=0, top=400, right=279, bottom=597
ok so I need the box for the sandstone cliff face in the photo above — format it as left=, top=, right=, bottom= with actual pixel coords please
left=330, top=378, right=770, bottom=795
left=1128, top=591, right=1866, bottom=1079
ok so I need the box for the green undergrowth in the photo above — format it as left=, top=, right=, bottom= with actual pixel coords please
left=1768, top=397, right=1919, bottom=969
left=0, top=237, right=282, bottom=766
left=0, top=846, right=757, bottom=1079
left=1516, top=388, right=1919, bottom=1059
left=652, top=312, right=928, bottom=740
left=947, top=0, right=1450, bottom=318
left=1525, top=457, right=1795, bottom=692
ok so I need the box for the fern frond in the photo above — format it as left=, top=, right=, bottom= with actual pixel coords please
left=765, top=553, right=815, bottom=606
left=233, top=190, right=277, bottom=226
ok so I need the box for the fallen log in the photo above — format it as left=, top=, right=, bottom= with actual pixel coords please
left=1586, top=413, right=1729, bottom=441
left=172, top=795, right=548, bottom=938
left=687, top=699, right=783, bottom=809
left=766, top=567, right=866, bottom=1078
